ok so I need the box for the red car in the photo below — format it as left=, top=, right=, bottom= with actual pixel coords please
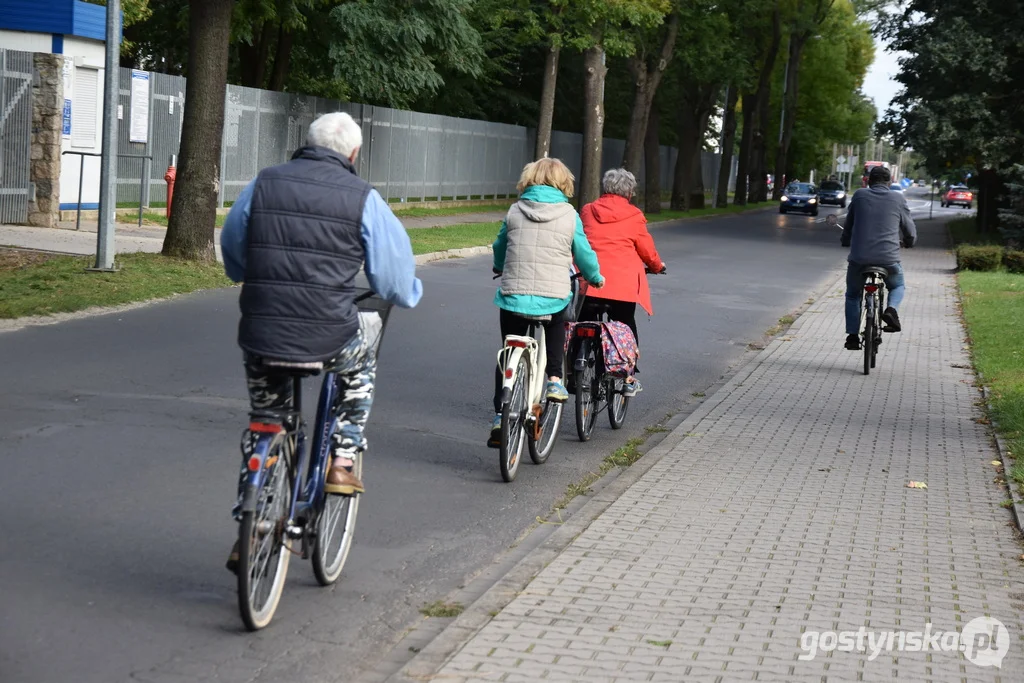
left=942, top=185, right=974, bottom=209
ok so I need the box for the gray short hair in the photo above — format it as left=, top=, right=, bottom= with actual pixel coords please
left=602, top=168, right=637, bottom=198
left=307, top=112, right=363, bottom=158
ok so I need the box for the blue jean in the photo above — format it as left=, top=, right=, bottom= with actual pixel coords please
left=845, top=262, right=905, bottom=334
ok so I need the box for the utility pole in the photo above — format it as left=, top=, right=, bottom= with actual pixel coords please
left=92, top=0, right=120, bottom=271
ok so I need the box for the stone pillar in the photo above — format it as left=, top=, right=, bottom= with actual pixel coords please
left=28, top=53, right=64, bottom=228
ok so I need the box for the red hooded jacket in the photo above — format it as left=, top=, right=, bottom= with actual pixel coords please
left=580, top=194, right=665, bottom=315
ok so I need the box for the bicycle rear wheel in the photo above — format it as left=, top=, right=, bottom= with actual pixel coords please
left=500, top=356, right=528, bottom=482
left=863, top=308, right=874, bottom=376
left=528, top=400, right=563, bottom=464
left=607, top=377, right=630, bottom=430
left=238, top=435, right=293, bottom=631
left=312, top=451, right=362, bottom=586
left=575, top=340, right=599, bottom=442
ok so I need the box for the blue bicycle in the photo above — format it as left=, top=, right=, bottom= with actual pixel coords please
left=236, top=289, right=391, bottom=630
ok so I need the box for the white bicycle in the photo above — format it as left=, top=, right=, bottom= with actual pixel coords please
left=493, top=270, right=583, bottom=482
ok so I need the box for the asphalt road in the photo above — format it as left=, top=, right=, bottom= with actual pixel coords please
left=0, top=189, right=958, bottom=683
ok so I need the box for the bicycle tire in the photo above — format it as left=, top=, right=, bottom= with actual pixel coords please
left=607, top=377, right=629, bottom=430
left=863, top=306, right=874, bottom=376
left=312, top=450, right=362, bottom=586
left=575, top=340, right=599, bottom=442
left=528, top=400, right=562, bottom=464
left=500, top=356, right=528, bottom=482
left=238, top=435, right=293, bottom=631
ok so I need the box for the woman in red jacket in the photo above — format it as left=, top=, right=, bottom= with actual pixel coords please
left=579, top=168, right=666, bottom=396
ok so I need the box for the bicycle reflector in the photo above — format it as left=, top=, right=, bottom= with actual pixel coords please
left=505, top=368, right=513, bottom=379
left=864, top=284, right=879, bottom=293
left=248, top=456, right=261, bottom=472
left=249, top=422, right=284, bottom=433
left=576, top=327, right=597, bottom=337
left=506, top=339, right=528, bottom=348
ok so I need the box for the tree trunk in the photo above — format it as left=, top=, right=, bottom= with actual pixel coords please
left=742, top=5, right=783, bottom=205
left=239, top=21, right=274, bottom=89
left=622, top=13, right=679, bottom=174
left=534, top=43, right=560, bottom=159
left=671, top=84, right=715, bottom=211
left=690, top=151, right=706, bottom=210
left=734, top=92, right=756, bottom=206
left=163, top=0, right=235, bottom=262
left=749, top=77, right=773, bottom=204
left=644, top=106, right=661, bottom=213
left=268, top=27, right=293, bottom=92
left=772, top=33, right=805, bottom=200
left=977, top=168, right=1001, bottom=233
left=580, top=40, right=607, bottom=208
left=715, top=86, right=739, bottom=208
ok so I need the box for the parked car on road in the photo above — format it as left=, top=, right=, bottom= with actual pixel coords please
left=942, top=185, right=974, bottom=209
left=889, top=183, right=905, bottom=194
left=817, top=180, right=848, bottom=208
left=779, top=182, right=819, bottom=216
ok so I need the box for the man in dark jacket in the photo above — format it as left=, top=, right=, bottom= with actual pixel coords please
left=220, top=112, right=422, bottom=512
left=840, top=165, right=917, bottom=350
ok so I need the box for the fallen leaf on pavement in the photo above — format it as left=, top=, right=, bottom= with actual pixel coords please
left=907, top=481, right=928, bottom=489
left=992, top=460, right=1003, bottom=467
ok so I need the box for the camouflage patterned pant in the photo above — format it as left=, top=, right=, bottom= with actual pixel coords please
left=244, top=331, right=377, bottom=458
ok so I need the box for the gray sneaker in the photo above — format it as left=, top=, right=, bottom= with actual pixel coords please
left=623, top=378, right=642, bottom=398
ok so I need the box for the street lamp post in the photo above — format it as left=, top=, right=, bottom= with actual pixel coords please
left=92, top=0, right=120, bottom=272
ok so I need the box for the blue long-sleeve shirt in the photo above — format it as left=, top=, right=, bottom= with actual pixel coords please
left=221, top=179, right=423, bottom=308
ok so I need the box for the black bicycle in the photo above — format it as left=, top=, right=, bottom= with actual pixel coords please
left=567, top=268, right=662, bottom=441
left=235, top=289, right=391, bottom=630
left=859, top=267, right=888, bottom=375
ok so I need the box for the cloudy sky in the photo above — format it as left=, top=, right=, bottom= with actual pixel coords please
left=861, top=33, right=908, bottom=118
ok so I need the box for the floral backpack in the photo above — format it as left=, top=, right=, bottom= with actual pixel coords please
left=564, top=320, right=638, bottom=378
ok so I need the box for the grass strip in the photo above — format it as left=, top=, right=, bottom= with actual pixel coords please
left=0, top=250, right=230, bottom=319
left=645, top=202, right=772, bottom=224
left=406, top=221, right=501, bottom=255
left=959, top=271, right=1024, bottom=493
left=392, top=203, right=512, bottom=218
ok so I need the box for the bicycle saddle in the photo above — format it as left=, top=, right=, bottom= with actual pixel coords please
left=861, top=266, right=889, bottom=278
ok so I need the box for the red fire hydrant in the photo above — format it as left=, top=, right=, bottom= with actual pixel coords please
left=164, top=165, right=177, bottom=218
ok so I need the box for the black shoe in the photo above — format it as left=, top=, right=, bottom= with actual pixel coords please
left=845, top=334, right=861, bottom=350
left=881, top=307, right=901, bottom=332
left=226, top=540, right=240, bottom=575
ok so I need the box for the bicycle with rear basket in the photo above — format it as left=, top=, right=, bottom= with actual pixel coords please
left=568, top=268, right=663, bottom=442
left=235, top=289, right=390, bottom=630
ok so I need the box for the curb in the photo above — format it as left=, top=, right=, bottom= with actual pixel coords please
left=981, top=385, right=1024, bottom=535
left=366, top=266, right=849, bottom=683
left=646, top=203, right=776, bottom=227
left=414, top=245, right=491, bottom=265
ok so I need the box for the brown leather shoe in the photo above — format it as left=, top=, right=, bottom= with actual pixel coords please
left=324, top=465, right=365, bottom=495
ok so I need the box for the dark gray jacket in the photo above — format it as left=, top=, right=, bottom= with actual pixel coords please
left=238, top=146, right=369, bottom=362
left=841, top=185, right=917, bottom=265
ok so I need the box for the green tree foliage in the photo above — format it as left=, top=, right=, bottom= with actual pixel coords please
left=880, top=0, right=1024, bottom=231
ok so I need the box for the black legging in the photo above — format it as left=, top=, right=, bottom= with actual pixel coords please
left=580, top=298, right=638, bottom=344
left=493, top=306, right=566, bottom=413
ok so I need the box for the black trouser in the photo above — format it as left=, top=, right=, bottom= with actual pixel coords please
left=580, top=298, right=640, bottom=374
left=580, top=298, right=638, bottom=344
left=493, top=307, right=566, bottom=413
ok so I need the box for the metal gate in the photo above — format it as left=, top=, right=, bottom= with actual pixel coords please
left=0, top=49, right=33, bottom=225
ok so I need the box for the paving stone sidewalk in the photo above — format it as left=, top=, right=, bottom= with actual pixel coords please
left=421, top=222, right=1024, bottom=682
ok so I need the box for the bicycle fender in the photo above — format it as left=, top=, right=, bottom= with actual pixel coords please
left=241, top=434, right=276, bottom=512
left=500, top=346, right=526, bottom=401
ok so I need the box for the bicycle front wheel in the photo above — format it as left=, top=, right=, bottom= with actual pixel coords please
left=863, top=309, right=875, bottom=376
left=500, top=356, right=528, bottom=482
left=607, top=377, right=630, bottom=430
left=575, top=340, right=599, bottom=442
left=528, top=400, right=563, bottom=464
left=238, top=436, right=293, bottom=631
left=312, top=451, right=362, bottom=586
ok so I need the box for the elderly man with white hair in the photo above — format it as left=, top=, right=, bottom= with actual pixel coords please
left=220, top=112, right=422, bottom=572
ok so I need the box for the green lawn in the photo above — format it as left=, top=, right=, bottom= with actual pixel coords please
left=406, top=222, right=501, bottom=255
left=645, top=202, right=772, bottom=223
left=392, top=203, right=513, bottom=219
left=141, top=212, right=227, bottom=228
left=0, top=251, right=230, bottom=319
left=959, top=270, right=1024, bottom=492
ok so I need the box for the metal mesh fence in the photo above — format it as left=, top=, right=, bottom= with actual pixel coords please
left=110, top=66, right=734, bottom=208
left=0, top=49, right=33, bottom=224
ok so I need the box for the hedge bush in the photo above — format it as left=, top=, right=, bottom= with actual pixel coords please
left=956, top=245, right=1004, bottom=271
left=1004, top=249, right=1024, bottom=274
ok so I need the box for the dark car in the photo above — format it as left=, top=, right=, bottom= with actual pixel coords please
left=779, top=182, right=819, bottom=216
left=817, top=180, right=848, bottom=208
